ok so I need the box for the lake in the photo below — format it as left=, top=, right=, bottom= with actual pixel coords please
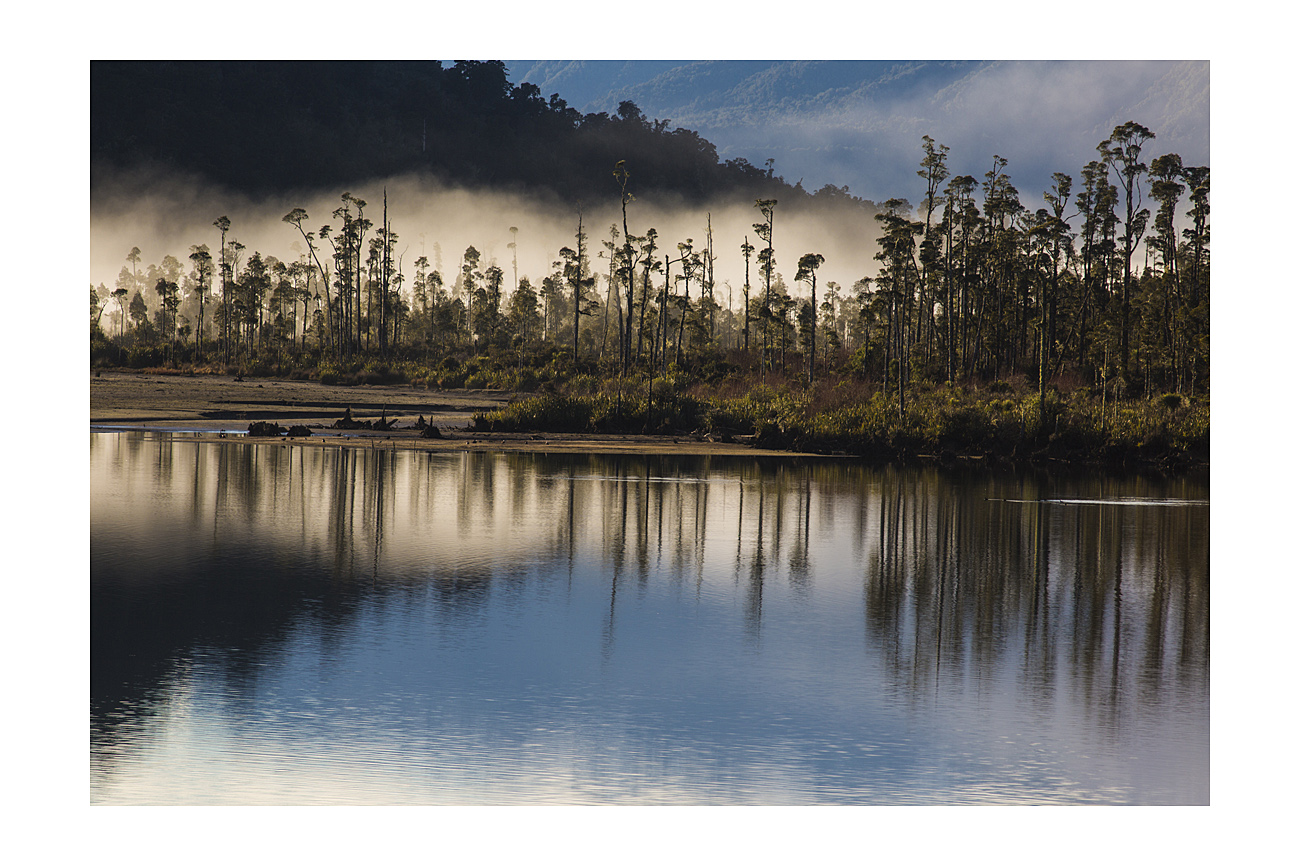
left=90, top=430, right=1209, bottom=805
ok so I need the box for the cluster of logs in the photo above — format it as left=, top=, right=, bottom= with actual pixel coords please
left=246, top=407, right=440, bottom=439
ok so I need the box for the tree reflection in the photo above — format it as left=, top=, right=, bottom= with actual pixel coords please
left=854, top=467, right=1209, bottom=736
left=92, top=433, right=1209, bottom=777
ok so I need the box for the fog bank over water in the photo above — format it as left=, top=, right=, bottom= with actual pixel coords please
left=90, top=166, right=881, bottom=308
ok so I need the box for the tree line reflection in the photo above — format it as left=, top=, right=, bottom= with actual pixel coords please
left=92, top=433, right=1208, bottom=766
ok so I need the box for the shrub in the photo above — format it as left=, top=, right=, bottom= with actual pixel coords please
left=1158, top=393, right=1185, bottom=412
left=308, top=351, right=1207, bottom=467
left=317, top=361, right=341, bottom=385
left=473, top=393, right=594, bottom=432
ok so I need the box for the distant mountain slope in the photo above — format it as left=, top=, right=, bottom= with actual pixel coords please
left=513, top=60, right=977, bottom=119
left=509, top=61, right=691, bottom=109
left=514, top=60, right=1210, bottom=204
left=596, top=60, right=978, bottom=121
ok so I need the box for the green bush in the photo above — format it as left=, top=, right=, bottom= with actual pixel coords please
left=473, top=393, right=594, bottom=432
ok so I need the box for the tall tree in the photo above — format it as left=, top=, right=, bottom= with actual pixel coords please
left=1146, top=152, right=1185, bottom=381
left=1180, top=163, right=1210, bottom=392
left=613, top=161, right=638, bottom=374
left=1040, top=171, right=1073, bottom=377
left=1098, top=121, right=1154, bottom=384
left=412, top=253, right=431, bottom=345
left=284, top=259, right=310, bottom=350
left=560, top=213, right=596, bottom=363
left=916, top=136, right=950, bottom=361
left=129, top=289, right=149, bottom=336
left=112, top=266, right=133, bottom=340
left=126, top=247, right=142, bottom=301
left=375, top=189, right=397, bottom=356
left=795, top=252, right=825, bottom=384
left=188, top=244, right=213, bottom=355
left=460, top=245, right=481, bottom=348
left=1181, top=165, right=1210, bottom=309
left=507, top=275, right=541, bottom=346
left=703, top=214, right=717, bottom=342
left=598, top=224, right=620, bottom=361
left=740, top=236, right=755, bottom=353
left=238, top=252, right=271, bottom=353
left=213, top=216, right=231, bottom=362
left=636, top=229, right=660, bottom=364
left=282, top=207, right=335, bottom=354
left=674, top=239, right=700, bottom=367
left=1075, top=159, right=1118, bottom=373
left=753, top=199, right=777, bottom=369
left=508, top=226, right=519, bottom=296
left=325, top=192, right=369, bottom=355
left=874, top=198, right=922, bottom=414
left=941, top=173, right=979, bottom=381
left=155, top=277, right=181, bottom=356
left=91, top=284, right=109, bottom=333
left=476, top=264, right=505, bottom=345
left=349, top=196, right=372, bottom=354
left=1147, top=153, right=1184, bottom=280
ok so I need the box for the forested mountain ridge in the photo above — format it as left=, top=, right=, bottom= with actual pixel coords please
left=91, top=59, right=849, bottom=206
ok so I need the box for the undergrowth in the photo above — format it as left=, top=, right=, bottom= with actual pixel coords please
left=471, top=373, right=1208, bottom=467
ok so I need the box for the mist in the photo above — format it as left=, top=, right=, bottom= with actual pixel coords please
left=625, top=60, right=1210, bottom=210
left=90, top=166, right=883, bottom=311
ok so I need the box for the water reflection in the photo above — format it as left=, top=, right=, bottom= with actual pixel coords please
left=91, top=432, right=1209, bottom=804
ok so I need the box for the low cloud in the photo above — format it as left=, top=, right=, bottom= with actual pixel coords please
left=91, top=167, right=883, bottom=311
left=677, top=60, right=1209, bottom=208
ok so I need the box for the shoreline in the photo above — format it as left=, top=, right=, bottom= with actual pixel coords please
left=90, top=425, right=814, bottom=458
left=90, top=370, right=1208, bottom=469
left=89, top=370, right=818, bottom=457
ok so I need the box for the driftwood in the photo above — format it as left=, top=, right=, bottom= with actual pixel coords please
left=247, top=421, right=286, bottom=437
left=332, top=406, right=370, bottom=430
left=331, top=406, right=401, bottom=430
left=420, top=424, right=443, bottom=439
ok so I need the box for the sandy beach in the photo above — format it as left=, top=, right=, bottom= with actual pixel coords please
left=89, top=370, right=811, bottom=457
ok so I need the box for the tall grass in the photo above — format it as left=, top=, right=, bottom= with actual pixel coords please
left=472, top=374, right=1208, bottom=467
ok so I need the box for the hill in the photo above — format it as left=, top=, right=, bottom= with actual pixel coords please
left=91, top=59, right=875, bottom=212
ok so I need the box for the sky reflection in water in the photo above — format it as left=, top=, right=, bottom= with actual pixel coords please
left=90, top=432, right=1209, bottom=805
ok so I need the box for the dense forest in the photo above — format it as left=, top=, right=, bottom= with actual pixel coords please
left=90, top=61, right=1209, bottom=466
left=91, top=60, right=801, bottom=202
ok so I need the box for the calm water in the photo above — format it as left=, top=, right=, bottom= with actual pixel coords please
left=90, top=431, right=1209, bottom=805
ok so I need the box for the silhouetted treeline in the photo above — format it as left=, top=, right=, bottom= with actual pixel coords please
left=92, top=117, right=1208, bottom=402
left=91, top=60, right=804, bottom=203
